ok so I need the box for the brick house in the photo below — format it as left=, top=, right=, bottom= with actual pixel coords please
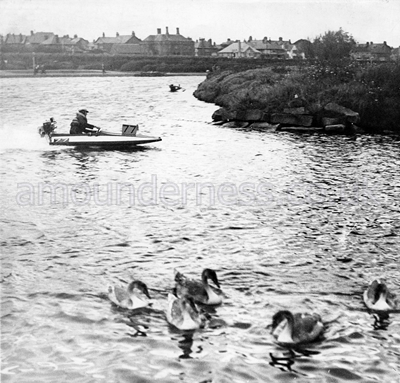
left=217, top=41, right=261, bottom=58
left=95, top=32, right=141, bottom=53
left=247, top=37, right=290, bottom=59
left=351, top=42, right=392, bottom=62
left=142, top=27, right=194, bottom=56
left=195, top=38, right=219, bottom=57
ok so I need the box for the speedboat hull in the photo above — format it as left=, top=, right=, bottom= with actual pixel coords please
left=38, top=120, right=162, bottom=148
left=49, top=133, right=162, bottom=148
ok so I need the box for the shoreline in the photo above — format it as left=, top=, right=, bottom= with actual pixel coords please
left=0, top=70, right=206, bottom=78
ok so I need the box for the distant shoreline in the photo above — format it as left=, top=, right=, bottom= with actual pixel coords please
left=0, top=70, right=206, bottom=78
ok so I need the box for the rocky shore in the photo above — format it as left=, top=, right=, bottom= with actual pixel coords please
left=210, top=102, right=363, bottom=135
left=193, top=63, right=400, bottom=135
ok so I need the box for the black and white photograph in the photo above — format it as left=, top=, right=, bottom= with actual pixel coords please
left=1, top=0, right=399, bottom=382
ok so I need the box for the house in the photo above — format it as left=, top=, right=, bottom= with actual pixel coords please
left=95, top=31, right=141, bottom=53
left=110, top=44, right=143, bottom=55
left=217, top=41, right=261, bottom=58
left=3, top=33, right=28, bottom=52
left=26, top=31, right=55, bottom=48
left=195, top=38, right=219, bottom=57
left=247, top=37, right=290, bottom=59
left=286, top=39, right=312, bottom=59
left=391, top=46, right=400, bottom=61
left=351, top=42, right=392, bottom=62
left=142, top=27, right=194, bottom=56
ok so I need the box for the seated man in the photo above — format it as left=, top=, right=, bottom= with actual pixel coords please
left=70, top=109, right=99, bottom=134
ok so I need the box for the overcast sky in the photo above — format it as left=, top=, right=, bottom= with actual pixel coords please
left=1, top=0, right=399, bottom=47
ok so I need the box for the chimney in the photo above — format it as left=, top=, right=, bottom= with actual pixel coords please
left=31, top=30, right=34, bottom=36
left=249, top=36, right=252, bottom=41
left=166, top=27, right=169, bottom=35
left=279, top=37, right=283, bottom=42
left=132, top=31, right=135, bottom=36
left=74, top=34, right=77, bottom=38
left=384, top=41, right=387, bottom=45
left=157, top=28, right=161, bottom=34
left=176, top=27, right=180, bottom=35
left=116, top=32, right=119, bottom=37
left=102, top=32, right=105, bottom=37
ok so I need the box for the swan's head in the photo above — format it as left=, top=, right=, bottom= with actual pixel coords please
left=202, top=268, right=220, bottom=288
left=271, top=310, right=294, bottom=331
left=127, top=280, right=151, bottom=299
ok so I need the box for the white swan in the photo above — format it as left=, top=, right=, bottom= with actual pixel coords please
left=108, top=280, right=151, bottom=310
left=363, top=279, right=398, bottom=312
left=166, top=291, right=205, bottom=330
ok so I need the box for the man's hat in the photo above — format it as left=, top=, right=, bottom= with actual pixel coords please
left=79, top=109, right=89, bottom=113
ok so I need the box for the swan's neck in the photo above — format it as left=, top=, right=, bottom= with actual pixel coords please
left=130, top=294, right=147, bottom=309
left=180, top=310, right=199, bottom=330
left=373, top=294, right=391, bottom=310
left=205, top=285, right=221, bottom=304
left=276, top=320, right=294, bottom=344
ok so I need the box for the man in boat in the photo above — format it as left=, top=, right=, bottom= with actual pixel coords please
left=70, top=109, right=100, bottom=135
left=169, top=84, right=181, bottom=92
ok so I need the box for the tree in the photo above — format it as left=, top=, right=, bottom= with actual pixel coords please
left=313, top=28, right=356, bottom=61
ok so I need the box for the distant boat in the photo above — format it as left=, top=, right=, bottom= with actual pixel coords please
left=38, top=119, right=162, bottom=149
left=169, top=84, right=182, bottom=92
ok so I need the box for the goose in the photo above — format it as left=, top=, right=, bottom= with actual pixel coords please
left=108, top=280, right=151, bottom=310
left=363, top=279, right=398, bottom=312
left=174, top=268, right=222, bottom=305
left=166, top=290, right=205, bottom=330
left=271, top=310, right=324, bottom=345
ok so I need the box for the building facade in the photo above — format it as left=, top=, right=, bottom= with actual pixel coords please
left=142, top=27, right=194, bottom=56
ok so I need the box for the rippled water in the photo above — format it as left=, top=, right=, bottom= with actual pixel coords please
left=1, top=75, right=400, bottom=383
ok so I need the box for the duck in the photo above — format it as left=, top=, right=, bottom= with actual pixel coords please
left=166, top=290, right=205, bottom=331
left=363, top=279, right=398, bottom=312
left=108, top=280, right=151, bottom=310
left=174, top=268, right=223, bottom=305
left=271, top=310, right=324, bottom=345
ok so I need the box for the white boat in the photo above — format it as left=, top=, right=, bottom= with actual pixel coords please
left=38, top=119, right=162, bottom=148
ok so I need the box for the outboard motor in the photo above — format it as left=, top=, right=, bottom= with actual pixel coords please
left=38, top=118, right=57, bottom=137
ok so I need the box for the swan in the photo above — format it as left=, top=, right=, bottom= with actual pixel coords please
left=174, top=268, right=222, bottom=305
left=271, top=310, right=324, bottom=345
left=166, top=291, right=205, bottom=330
left=363, top=279, right=398, bottom=312
left=108, top=280, right=151, bottom=310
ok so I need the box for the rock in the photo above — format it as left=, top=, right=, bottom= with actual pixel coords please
left=322, top=117, right=344, bottom=126
left=212, top=107, right=235, bottom=122
left=324, top=103, right=360, bottom=123
left=325, top=124, right=346, bottom=133
left=280, top=126, right=324, bottom=133
left=270, top=113, right=314, bottom=127
left=249, top=122, right=280, bottom=131
left=221, top=121, right=249, bottom=129
left=283, top=107, right=308, bottom=115
left=242, top=109, right=264, bottom=121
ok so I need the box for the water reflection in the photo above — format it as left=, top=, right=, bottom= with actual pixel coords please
left=371, top=312, right=391, bottom=330
left=269, top=347, right=321, bottom=375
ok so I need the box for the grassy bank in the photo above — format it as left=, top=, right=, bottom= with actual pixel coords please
left=1, top=52, right=302, bottom=73
left=194, top=60, right=400, bottom=133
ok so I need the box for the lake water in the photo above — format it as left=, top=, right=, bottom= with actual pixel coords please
left=1, top=75, right=399, bottom=383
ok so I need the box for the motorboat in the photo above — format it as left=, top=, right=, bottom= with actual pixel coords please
left=169, top=84, right=182, bottom=92
left=38, top=118, right=162, bottom=148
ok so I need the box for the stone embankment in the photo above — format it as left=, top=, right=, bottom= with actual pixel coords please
left=211, top=102, right=363, bottom=135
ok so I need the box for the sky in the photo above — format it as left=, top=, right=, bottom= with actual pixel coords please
left=1, top=0, right=399, bottom=47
